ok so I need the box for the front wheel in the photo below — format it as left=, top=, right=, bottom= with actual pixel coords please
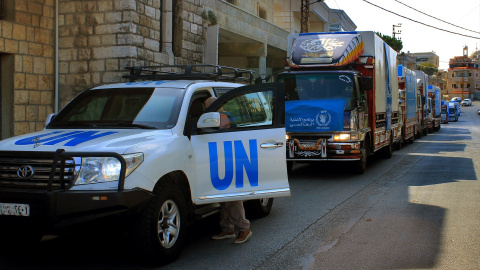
left=353, top=148, right=367, bottom=174
left=244, top=198, right=274, bottom=219
left=131, top=177, right=188, bottom=265
left=381, top=134, right=393, bottom=159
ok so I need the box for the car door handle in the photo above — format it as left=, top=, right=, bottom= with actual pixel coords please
left=260, top=142, right=284, bottom=148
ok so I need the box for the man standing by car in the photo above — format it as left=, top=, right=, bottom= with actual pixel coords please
left=204, top=97, right=253, bottom=244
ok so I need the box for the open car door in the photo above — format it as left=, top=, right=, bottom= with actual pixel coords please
left=190, top=83, right=290, bottom=204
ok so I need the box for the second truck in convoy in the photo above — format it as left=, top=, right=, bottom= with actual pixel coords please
left=397, top=65, right=418, bottom=143
left=278, top=31, right=400, bottom=174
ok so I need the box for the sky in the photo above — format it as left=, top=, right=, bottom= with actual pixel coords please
left=323, top=0, right=480, bottom=70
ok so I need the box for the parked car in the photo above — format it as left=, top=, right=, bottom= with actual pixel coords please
left=461, top=99, right=472, bottom=106
left=450, top=97, right=462, bottom=103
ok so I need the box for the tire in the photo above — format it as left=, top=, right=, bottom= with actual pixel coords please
left=422, top=126, right=428, bottom=136
left=244, top=198, right=273, bottom=219
left=131, top=177, right=188, bottom=265
left=353, top=148, right=367, bottom=174
left=416, top=125, right=422, bottom=139
left=381, top=134, right=393, bottom=159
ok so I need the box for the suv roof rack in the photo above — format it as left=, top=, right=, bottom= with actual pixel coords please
left=123, top=64, right=254, bottom=83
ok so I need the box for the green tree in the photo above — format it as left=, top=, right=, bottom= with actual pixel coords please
left=417, top=63, right=438, bottom=76
left=375, top=32, right=403, bottom=52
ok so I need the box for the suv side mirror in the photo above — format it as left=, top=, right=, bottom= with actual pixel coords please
left=197, top=112, right=221, bottom=129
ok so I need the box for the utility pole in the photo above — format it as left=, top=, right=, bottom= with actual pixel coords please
left=393, top=23, right=402, bottom=39
left=301, top=0, right=309, bottom=33
left=301, top=0, right=324, bottom=33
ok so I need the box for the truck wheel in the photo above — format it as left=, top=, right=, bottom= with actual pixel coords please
left=353, top=149, right=367, bottom=174
left=244, top=198, right=274, bottom=218
left=416, top=126, right=422, bottom=139
left=131, top=178, right=188, bottom=265
left=381, top=135, right=393, bottom=159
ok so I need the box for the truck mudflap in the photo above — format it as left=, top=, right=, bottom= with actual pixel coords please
left=0, top=149, right=152, bottom=232
left=287, top=139, right=362, bottom=161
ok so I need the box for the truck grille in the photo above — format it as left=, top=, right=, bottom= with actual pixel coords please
left=0, top=155, right=76, bottom=190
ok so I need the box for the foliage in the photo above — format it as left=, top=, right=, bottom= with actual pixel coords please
left=375, top=32, right=403, bottom=52
left=417, top=63, right=438, bottom=76
left=201, top=10, right=217, bottom=26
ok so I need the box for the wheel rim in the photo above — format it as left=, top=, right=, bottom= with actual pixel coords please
left=259, top=198, right=269, bottom=207
left=158, top=199, right=180, bottom=249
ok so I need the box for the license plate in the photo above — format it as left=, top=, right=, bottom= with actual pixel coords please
left=0, top=203, right=30, bottom=216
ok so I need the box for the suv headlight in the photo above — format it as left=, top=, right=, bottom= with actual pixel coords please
left=75, top=153, right=144, bottom=185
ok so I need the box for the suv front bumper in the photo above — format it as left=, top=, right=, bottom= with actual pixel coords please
left=0, top=188, right=151, bottom=233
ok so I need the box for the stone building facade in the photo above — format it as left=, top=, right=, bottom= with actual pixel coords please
left=0, top=0, right=56, bottom=139
left=446, top=46, right=480, bottom=100
left=1, top=0, right=355, bottom=139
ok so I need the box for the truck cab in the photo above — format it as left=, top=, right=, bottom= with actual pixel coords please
left=448, top=101, right=459, bottom=121
left=279, top=31, right=399, bottom=174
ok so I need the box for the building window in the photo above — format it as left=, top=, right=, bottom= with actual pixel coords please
left=329, top=24, right=345, bottom=32
left=258, top=5, right=267, bottom=20
left=453, top=84, right=457, bottom=88
left=467, top=83, right=471, bottom=88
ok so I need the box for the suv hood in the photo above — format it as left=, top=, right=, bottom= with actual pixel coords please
left=0, top=129, right=172, bottom=153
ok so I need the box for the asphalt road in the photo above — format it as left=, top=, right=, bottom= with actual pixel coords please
left=1, top=103, right=479, bottom=270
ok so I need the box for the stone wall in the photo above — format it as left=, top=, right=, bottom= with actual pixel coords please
left=58, top=0, right=206, bottom=108
left=173, top=0, right=203, bottom=65
left=1, top=0, right=56, bottom=137
left=58, top=0, right=163, bottom=107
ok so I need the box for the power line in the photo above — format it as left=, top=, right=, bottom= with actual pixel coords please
left=394, top=0, right=480, bottom=35
left=361, top=0, right=480, bottom=40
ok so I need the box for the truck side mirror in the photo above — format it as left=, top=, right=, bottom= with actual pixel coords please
left=362, top=76, right=373, bottom=91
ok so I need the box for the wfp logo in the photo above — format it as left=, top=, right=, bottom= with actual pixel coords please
left=208, top=139, right=258, bottom=190
left=316, top=110, right=331, bottom=126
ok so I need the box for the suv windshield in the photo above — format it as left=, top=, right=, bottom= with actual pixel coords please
left=277, top=73, right=357, bottom=110
left=48, top=87, right=185, bottom=129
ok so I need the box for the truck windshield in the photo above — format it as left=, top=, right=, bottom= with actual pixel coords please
left=278, top=73, right=356, bottom=110
left=48, top=87, right=185, bottom=129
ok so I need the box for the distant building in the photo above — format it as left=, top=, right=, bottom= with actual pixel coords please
left=446, top=46, right=480, bottom=100
left=398, top=52, right=417, bottom=70
left=432, top=70, right=448, bottom=100
left=411, top=51, right=439, bottom=69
